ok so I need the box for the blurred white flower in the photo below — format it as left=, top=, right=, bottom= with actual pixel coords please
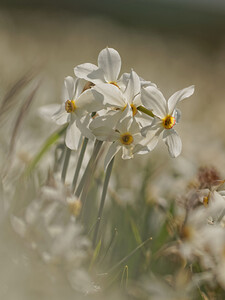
left=141, top=85, right=195, bottom=157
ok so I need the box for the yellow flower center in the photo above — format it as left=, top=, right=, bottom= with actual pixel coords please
left=203, top=196, right=209, bottom=207
left=130, top=104, right=138, bottom=116
left=65, top=100, right=76, bottom=113
left=108, top=81, right=119, bottom=88
left=120, top=133, right=133, bottom=145
left=162, top=115, right=176, bottom=129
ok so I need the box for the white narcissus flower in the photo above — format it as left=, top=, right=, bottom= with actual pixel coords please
left=141, top=85, right=195, bottom=157
left=92, top=117, right=147, bottom=169
left=52, top=76, right=103, bottom=150
left=74, top=47, right=125, bottom=88
left=90, top=70, right=154, bottom=129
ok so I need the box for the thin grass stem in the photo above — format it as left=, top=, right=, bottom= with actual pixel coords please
left=72, top=137, right=88, bottom=192
left=61, top=146, right=71, bottom=183
left=106, top=236, right=152, bottom=274
left=75, top=140, right=103, bottom=198
left=93, top=156, right=115, bottom=248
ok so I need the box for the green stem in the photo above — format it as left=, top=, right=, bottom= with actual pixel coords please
left=72, top=137, right=89, bottom=193
left=93, top=156, right=115, bottom=248
left=75, top=140, right=103, bottom=198
left=61, top=146, right=71, bottom=183
left=137, top=105, right=154, bottom=118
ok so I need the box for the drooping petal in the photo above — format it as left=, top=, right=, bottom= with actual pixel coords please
left=123, top=70, right=141, bottom=104
left=122, top=146, right=134, bottom=160
left=52, top=104, right=69, bottom=125
left=98, top=48, right=121, bottom=82
left=141, top=86, right=167, bottom=119
left=94, top=83, right=126, bottom=108
left=65, top=120, right=81, bottom=150
left=64, top=76, right=75, bottom=100
left=74, top=63, right=105, bottom=85
left=104, top=141, right=121, bottom=170
left=167, top=85, right=195, bottom=115
left=162, top=129, right=182, bottom=158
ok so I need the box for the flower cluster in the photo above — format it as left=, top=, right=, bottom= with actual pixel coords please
left=52, top=47, right=195, bottom=168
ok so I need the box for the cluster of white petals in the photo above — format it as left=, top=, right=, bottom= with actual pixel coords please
left=52, top=47, right=195, bottom=168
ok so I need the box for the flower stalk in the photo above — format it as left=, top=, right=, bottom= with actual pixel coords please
left=72, top=137, right=89, bottom=192
left=93, top=156, right=115, bottom=248
left=61, top=146, right=71, bottom=183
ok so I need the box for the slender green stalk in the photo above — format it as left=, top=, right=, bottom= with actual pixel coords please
left=93, top=156, right=115, bottom=248
left=72, top=137, right=88, bottom=192
left=99, top=228, right=118, bottom=265
left=75, top=140, right=103, bottom=198
left=61, top=146, right=71, bottom=183
left=25, top=125, right=67, bottom=176
left=120, top=265, right=128, bottom=288
left=106, top=236, right=152, bottom=274
left=137, top=105, right=154, bottom=118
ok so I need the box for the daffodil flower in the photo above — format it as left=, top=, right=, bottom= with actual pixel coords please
left=141, top=85, right=195, bottom=157
left=92, top=117, right=147, bottom=169
left=52, top=76, right=103, bottom=150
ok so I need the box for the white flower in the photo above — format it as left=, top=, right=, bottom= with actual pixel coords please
left=74, top=47, right=124, bottom=88
left=92, top=117, right=147, bottom=169
left=90, top=70, right=154, bottom=130
left=141, top=85, right=195, bottom=157
left=52, top=76, right=103, bottom=150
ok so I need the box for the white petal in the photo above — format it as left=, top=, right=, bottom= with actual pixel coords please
left=76, top=89, right=103, bottom=113
left=123, top=70, right=141, bottom=104
left=133, top=94, right=142, bottom=107
left=64, top=76, right=75, bottom=100
left=167, top=85, right=195, bottom=115
left=129, top=118, right=141, bottom=135
left=104, top=141, right=121, bottom=170
left=65, top=121, right=81, bottom=150
left=94, top=83, right=125, bottom=108
left=74, top=63, right=105, bottom=85
left=98, top=48, right=121, bottom=82
left=92, top=126, right=118, bottom=142
left=90, top=112, right=119, bottom=130
left=122, top=146, right=133, bottom=160
left=173, top=108, right=181, bottom=124
left=76, top=118, right=95, bottom=140
left=141, top=86, right=167, bottom=119
left=52, top=104, right=69, bottom=125
left=142, top=128, right=160, bottom=151
left=163, top=129, right=182, bottom=158
left=74, top=78, right=87, bottom=99
left=117, top=116, right=132, bottom=133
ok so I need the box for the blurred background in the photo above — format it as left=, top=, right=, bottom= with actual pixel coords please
left=0, top=1, right=225, bottom=299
